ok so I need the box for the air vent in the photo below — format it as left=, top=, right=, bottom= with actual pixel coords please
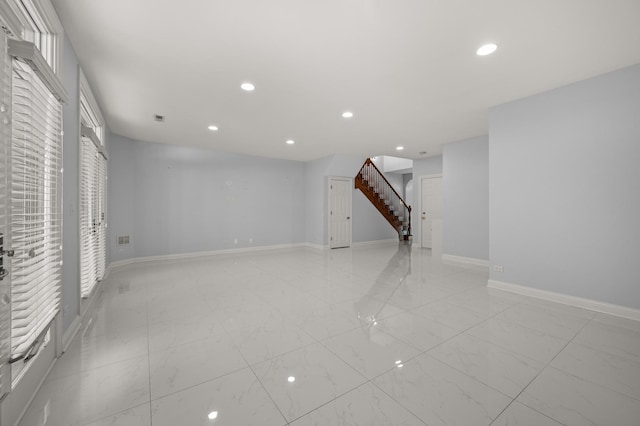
left=117, top=236, right=130, bottom=245
left=153, top=114, right=165, bottom=122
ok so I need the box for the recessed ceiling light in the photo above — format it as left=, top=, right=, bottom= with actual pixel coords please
left=396, top=146, right=404, bottom=151
left=208, top=411, right=218, bottom=420
left=288, top=376, right=296, bottom=383
left=342, top=111, right=353, bottom=118
left=286, top=139, right=295, bottom=145
left=208, top=125, right=218, bottom=131
left=241, top=82, right=255, bottom=91
left=476, top=43, right=498, bottom=56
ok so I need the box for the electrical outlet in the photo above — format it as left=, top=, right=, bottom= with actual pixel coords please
left=493, top=265, right=504, bottom=272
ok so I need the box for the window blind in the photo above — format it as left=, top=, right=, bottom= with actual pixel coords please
left=9, top=55, right=62, bottom=359
left=97, top=152, right=106, bottom=279
left=0, top=28, right=11, bottom=399
left=80, top=132, right=106, bottom=298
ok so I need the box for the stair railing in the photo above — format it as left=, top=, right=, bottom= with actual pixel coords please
left=356, top=158, right=412, bottom=239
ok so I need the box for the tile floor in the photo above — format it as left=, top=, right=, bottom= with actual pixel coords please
left=18, top=244, right=640, bottom=425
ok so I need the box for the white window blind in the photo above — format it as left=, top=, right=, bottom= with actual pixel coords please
left=0, top=28, right=12, bottom=399
left=9, top=54, right=62, bottom=360
left=80, top=131, right=106, bottom=298
left=97, top=150, right=105, bottom=279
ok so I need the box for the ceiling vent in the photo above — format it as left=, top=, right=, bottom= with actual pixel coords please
left=153, top=114, right=165, bottom=122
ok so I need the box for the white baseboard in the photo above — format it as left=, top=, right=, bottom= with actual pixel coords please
left=488, top=279, right=640, bottom=322
left=109, top=243, right=309, bottom=270
left=351, top=238, right=399, bottom=247
left=442, top=254, right=490, bottom=271
left=108, top=239, right=410, bottom=272
left=62, top=315, right=81, bottom=352
left=303, top=242, right=327, bottom=250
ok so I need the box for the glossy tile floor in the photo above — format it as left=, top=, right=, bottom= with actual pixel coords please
left=19, top=244, right=640, bottom=425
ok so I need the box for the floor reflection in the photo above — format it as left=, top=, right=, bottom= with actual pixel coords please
left=352, top=241, right=413, bottom=328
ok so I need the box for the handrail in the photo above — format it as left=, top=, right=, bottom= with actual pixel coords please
left=358, top=158, right=410, bottom=211
left=355, top=158, right=412, bottom=239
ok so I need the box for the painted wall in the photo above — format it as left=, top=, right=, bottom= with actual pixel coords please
left=303, top=155, right=333, bottom=246
left=303, top=154, right=398, bottom=246
left=109, top=135, right=306, bottom=262
left=403, top=173, right=413, bottom=201
left=60, top=35, right=80, bottom=332
left=411, top=155, right=443, bottom=245
left=443, top=136, right=489, bottom=261
left=489, top=63, right=640, bottom=309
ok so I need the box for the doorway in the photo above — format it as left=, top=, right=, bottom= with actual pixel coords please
left=420, top=176, right=443, bottom=249
left=328, top=177, right=352, bottom=249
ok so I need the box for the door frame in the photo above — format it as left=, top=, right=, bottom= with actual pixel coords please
left=419, top=174, right=443, bottom=249
left=328, top=176, right=353, bottom=249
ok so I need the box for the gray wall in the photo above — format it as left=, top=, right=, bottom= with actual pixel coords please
left=109, top=135, right=306, bottom=261
left=411, top=155, right=443, bottom=244
left=489, top=63, right=640, bottom=309
left=385, top=172, right=404, bottom=200
left=303, top=155, right=333, bottom=246
left=303, top=154, right=398, bottom=246
left=443, top=136, right=489, bottom=260
left=60, top=35, right=80, bottom=332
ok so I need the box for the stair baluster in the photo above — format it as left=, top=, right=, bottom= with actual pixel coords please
left=354, top=158, right=412, bottom=241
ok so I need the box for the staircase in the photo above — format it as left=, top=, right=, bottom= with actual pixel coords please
left=355, top=158, right=412, bottom=241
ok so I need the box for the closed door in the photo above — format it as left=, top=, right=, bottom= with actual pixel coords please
left=421, top=176, right=442, bottom=248
left=329, top=177, right=352, bottom=248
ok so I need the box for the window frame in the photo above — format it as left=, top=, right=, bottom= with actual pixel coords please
left=0, top=2, right=67, bottom=420
left=79, top=68, right=105, bottom=145
left=78, top=67, right=107, bottom=302
left=2, top=0, right=63, bottom=77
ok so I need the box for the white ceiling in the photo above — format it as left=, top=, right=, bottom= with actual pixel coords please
left=52, top=0, right=640, bottom=162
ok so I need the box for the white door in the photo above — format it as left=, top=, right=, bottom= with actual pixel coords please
left=421, top=176, right=442, bottom=248
left=329, top=177, right=352, bottom=249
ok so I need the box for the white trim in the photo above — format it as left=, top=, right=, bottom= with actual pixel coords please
left=8, top=39, right=68, bottom=102
left=351, top=238, right=399, bottom=247
left=29, top=0, right=63, bottom=76
left=108, top=243, right=310, bottom=270
left=0, top=1, right=23, bottom=38
left=79, top=275, right=104, bottom=320
left=108, top=239, right=410, bottom=271
left=442, top=254, right=489, bottom=270
left=80, top=125, right=107, bottom=158
left=61, top=315, right=80, bottom=352
left=104, top=262, right=116, bottom=279
left=4, top=0, right=63, bottom=78
left=303, top=242, right=327, bottom=250
left=488, top=279, right=640, bottom=322
left=79, top=67, right=105, bottom=145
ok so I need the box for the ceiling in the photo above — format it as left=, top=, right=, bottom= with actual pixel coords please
left=52, top=0, right=640, bottom=162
